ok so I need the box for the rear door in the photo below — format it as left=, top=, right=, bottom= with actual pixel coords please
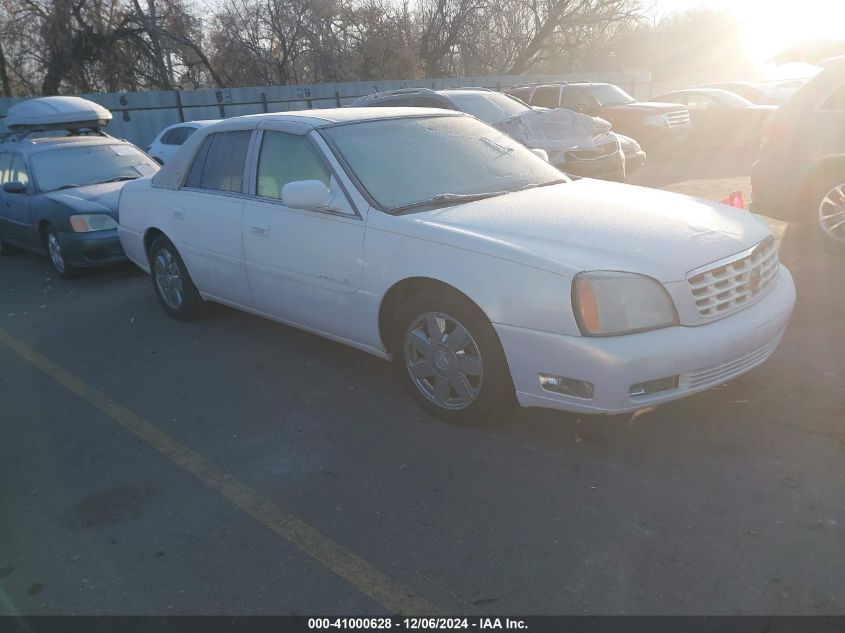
left=168, top=129, right=254, bottom=307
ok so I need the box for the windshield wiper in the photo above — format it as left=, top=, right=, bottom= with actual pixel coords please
left=96, top=175, right=139, bottom=184
left=55, top=183, right=83, bottom=190
left=518, top=178, right=568, bottom=191
left=390, top=191, right=509, bottom=215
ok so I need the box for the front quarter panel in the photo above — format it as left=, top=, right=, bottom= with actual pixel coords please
left=363, top=210, right=581, bottom=349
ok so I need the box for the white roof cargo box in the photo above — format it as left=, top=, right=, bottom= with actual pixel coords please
left=4, top=96, right=112, bottom=131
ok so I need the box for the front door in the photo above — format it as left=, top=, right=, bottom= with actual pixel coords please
left=2, top=154, right=35, bottom=248
left=243, top=130, right=365, bottom=341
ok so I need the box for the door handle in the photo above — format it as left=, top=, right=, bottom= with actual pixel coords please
left=172, top=208, right=185, bottom=219
left=249, top=224, right=269, bottom=236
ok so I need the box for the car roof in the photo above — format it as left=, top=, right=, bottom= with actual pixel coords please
left=169, top=119, right=220, bottom=128
left=152, top=107, right=467, bottom=190
left=215, top=106, right=464, bottom=128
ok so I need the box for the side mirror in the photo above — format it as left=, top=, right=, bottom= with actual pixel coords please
left=3, top=181, right=27, bottom=194
left=530, top=148, right=549, bottom=162
left=281, top=180, right=333, bottom=210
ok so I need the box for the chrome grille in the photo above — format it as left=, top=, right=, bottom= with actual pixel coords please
left=687, top=236, right=779, bottom=319
left=665, top=110, right=691, bottom=128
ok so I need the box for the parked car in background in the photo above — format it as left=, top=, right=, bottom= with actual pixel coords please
left=118, top=108, right=794, bottom=423
left=616, top=134, right=646, bottom=173
left=505, top=81, right=691, bottom=147
left=751, top=56, right=845, bottom=252
left=651, top=88, right=776, bottom=147
left=351, top=87, right=627, bottom=180
left=0, top=96, right=159, bottom=277
left=704, top=80, right=804, bottom=105
left=146, top=120, right=218, bottom=164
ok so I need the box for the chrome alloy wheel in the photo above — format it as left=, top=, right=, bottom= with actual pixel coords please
left=403, top=312, right=483, bottom=411
left=46, top=232, right=66, bottom=273
left=154, top=248, right=184, bottom=310
left=819, top=182, right=845, bottom=243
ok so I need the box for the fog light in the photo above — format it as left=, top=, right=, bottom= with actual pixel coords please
left=629, top=375, right=679, bottom=398
left=539, top=373, right=594, bottom=399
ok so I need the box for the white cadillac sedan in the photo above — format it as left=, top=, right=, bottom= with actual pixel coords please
left=118, top=108, right=796, bottom=423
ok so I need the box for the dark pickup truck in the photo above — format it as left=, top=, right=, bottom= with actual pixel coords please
left=506, top=81, right=691, bottom=147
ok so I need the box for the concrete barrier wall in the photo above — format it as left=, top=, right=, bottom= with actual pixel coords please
left=0, top=71, right=651, bottom=147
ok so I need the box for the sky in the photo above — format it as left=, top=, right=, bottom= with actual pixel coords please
left=649, top=0, right=845, bottom=68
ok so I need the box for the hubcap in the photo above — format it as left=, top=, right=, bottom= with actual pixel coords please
left=404, top=312, right=483, bottom=411
left=154, top=248, right=184, bottom=310
left=47, top=233, right=65, bottom=273
left=819, top=183, right=845, bottom=243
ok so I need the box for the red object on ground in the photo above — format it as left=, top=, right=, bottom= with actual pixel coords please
left=720, top=191, right=745, bottom=209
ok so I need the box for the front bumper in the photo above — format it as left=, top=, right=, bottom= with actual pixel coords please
left=495, top=265, right=796, bottom=414
left=559, top=149, right=625, bottom=181
left=624, top=150, right=647, bottom=173
left=58, top=228, right=127, bottom=268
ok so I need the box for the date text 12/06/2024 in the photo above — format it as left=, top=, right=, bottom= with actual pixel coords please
left=307, top=618, right=528, bottom=630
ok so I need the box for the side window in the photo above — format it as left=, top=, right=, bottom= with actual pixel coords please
left=0, top=153, right=11, bottom=184
left=531, top=86, right=561, bottom=109
left=163, top=126, right=195, bottom=145
left=255, top=131, right=331, bottom=201
left=687, top=94, right=718, bottom=110
left=9, top=155, right=29, bottom=187
left=184, top=130, right=252, bottom=193
left=821, top=82, right=845, bottom=110
left=562, top=87, right=595, bottom=111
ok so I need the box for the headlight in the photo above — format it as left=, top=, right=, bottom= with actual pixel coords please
left=644, top=114, right=668, bottom=127
left=69, top=214, right=118, bottom=232
left=572, top=271, right=678, bottom=336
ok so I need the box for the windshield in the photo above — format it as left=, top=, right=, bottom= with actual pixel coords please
left=31, top=143, right=159, bottom=192
left=446, top=92, right=531, bottom=123
left=587, top=84, right=637, bottom=106
left=323, top=115, right=566, bottom=212
left=712, top=90, right=755, bottom=107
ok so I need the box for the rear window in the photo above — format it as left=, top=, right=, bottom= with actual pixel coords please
left=162, top=126, right=196, bottom=145
left=185, top=130, right=252, bottom=193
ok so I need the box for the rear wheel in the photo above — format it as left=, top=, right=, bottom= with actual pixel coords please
left=149, top=235, right=206, bottom=320
left=392, top=288, right=514, bottom=424
left=813, top=174, right=845, bottom=255
left=43, top=226, right=79, bottom=279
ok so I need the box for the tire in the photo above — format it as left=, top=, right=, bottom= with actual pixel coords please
left=148, top=235, right=206, bottom=320
left=391, top=288, right=514, bottom=424
left=42, top=225, right=79, bottom=279
left=811, top=172, right=845, bottom=255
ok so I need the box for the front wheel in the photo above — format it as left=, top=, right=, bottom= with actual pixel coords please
left=814, top=174, right=845, bottom=255
left=392, top=289, right=514, bottom=424
left=43, top=226, right=79, bottom=279
left=148, top=235, right=206, bottom=320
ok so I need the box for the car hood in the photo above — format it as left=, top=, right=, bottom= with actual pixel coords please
left=43, top=181, right=125, bottom=218
left=400, top=179, right=771, bottom=282
left=603, top=101, right=687, bottom=113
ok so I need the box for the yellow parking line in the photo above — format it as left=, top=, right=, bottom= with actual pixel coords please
left=0, top=326, right=437, bottom=615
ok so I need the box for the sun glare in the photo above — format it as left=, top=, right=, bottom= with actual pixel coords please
left=734, top=0, right=845, bottom=64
